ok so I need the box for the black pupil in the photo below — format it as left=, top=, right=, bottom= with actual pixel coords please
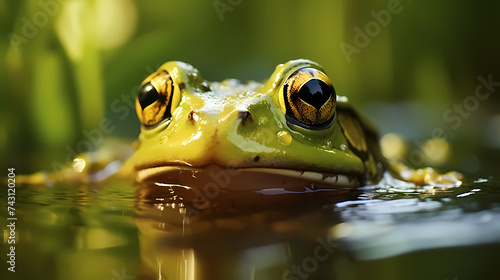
left=138, top=82, right=159, bottom=109
left=299, top=79, right=333, bottom=110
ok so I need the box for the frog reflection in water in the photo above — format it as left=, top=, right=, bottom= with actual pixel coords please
left=127, top=59, right=460, bottom=188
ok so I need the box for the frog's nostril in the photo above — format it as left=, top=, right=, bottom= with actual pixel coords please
left=188, top=110, right=200, bottom=124
left=238, top=110, right=253, bottom=126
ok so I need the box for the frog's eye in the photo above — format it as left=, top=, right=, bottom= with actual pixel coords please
left=135, top=70, right=175, bottom=127
left=282, top=68, right=336, bottom=129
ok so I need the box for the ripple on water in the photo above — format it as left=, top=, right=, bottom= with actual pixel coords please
left=333, top=177, right=500, bottom=260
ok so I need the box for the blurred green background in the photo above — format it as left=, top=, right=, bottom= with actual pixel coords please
left=1, top=0, right=499, bottom=177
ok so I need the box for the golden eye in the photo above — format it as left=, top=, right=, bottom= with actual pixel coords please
left=283, top=68, right=336, bottom=129
left=135, top=70, right=175, bottom=127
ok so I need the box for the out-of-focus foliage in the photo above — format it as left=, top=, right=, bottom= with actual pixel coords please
left=2, top=0, right=499, bottom=175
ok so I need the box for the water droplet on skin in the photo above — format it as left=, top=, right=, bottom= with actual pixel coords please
left=277, top=130, right=292, bottom=145
left=340, top=144, right=347, bottom=151
left=160, top=135, right=168, bottom=145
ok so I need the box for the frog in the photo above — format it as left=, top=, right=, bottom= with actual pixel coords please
left=129, top=59, right=461, bottom=189
left=127, top=59, right=380, bottom=189
left=19, top=59, right=461, bottom=189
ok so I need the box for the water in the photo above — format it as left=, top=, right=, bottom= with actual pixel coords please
left=2, top=175, right=500, bottom=280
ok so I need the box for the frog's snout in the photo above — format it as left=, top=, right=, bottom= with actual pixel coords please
left=187, top=110, right=201, bottom=124
left=186, top=108, right=253, bottom=128
left=237, top=110, right=253, bottom=126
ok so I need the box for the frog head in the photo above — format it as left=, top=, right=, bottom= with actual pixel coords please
left=132, top=60, right=375, bottom=188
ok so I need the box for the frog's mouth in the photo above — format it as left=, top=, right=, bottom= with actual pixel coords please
left=135, top=164, right=360, bottom=190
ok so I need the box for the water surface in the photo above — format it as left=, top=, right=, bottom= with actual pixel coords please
left=2, top=175, right=500, bottom=280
